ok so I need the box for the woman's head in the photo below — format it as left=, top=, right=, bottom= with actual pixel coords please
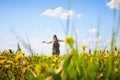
left=53, top=35, right=58, bottom=40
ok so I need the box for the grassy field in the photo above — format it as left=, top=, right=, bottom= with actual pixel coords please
left=0, top=36, right=120, bottom=80
left=0, top=0, right=120, bottom=80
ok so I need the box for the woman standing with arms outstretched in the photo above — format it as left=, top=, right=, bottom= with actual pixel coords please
left=43, top=35, right=64, bottom=56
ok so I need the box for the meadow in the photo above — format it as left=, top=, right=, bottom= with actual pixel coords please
left=0, top=0, right=120, bottom=80
left=0, top=36, right=120, bottom=80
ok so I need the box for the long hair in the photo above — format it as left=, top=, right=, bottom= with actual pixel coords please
left=53, top=35, right=58, bottom=40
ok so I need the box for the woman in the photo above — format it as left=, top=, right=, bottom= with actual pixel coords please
left=42, top=35, right=63, bottom=56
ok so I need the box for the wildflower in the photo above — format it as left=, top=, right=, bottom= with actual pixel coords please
left=7, top=60, right=14, bottom=64
left=117, top=48, right=120, bottom=53
left=35, top=63, right=48, bottom=76
left=114, top=61, right=119, bottom=65
left=97, top=72, right=104, bottom=79
left=114, top=53, right=118, bottom=57
left=81, top=45, right=87, bottom=49
left=89, top=57, right=93, bottom=63
left=15, top=51, right=25, bottom=60
left=46, top=56, right=51, bottom=59
left=104, top=54, right=109, bottom=59
left=5, top=64, right=10, bottom=68
left=0, top=56, right=7, bottom=59
left=64, top=36, right=75, bottom=48
left=114, top=68, right=119, bottom=73
left=0, top=59, right=7, bottom=64
left=21, top=51, right=25, bottom=55
left=22, top=67, right=27, bottom=73
left=51, top=63, right=55, bottom=68
left=23, top=60, right=26, bottom=65
left=53, top=58, right=58, bottom=63
left=100, top=72, right=104, bottom=77
left=81, top=45, right=87, bottom=52
left=55, top=65, right=60, bottom=69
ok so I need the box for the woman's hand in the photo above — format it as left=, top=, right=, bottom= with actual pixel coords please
left=42, top=41, right=46, bottom=43
left=42, top=41, right=52, bottom=44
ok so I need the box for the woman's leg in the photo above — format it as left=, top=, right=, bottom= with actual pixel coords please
left=52, top=48, right=60, bottom=56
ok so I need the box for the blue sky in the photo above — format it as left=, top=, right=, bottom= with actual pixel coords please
left=0, top=0, right=120, bottom=55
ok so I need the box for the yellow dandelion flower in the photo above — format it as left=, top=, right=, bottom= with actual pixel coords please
left=89, top=57, right=93, bottom=63
left=5, top=64, right=10, bottom=68
left=117, top=48, right=120, bottom=53
left=0, top=56, right=7, bottom=59
left=81, top=45, right=87, bottom=49
left=104, top=54, right=109, bottom=59
left=21, top=51, right=25, bottom=55
left=7, top=60, right=14, bottom=64
left=97, top=72, right=104, bottom=79
left=114, top=53, right=118, bottom=57
left=53, top=58, right=57, bottom=63
left=15, top=51, right=25, bottom=60
left=0, top=59, right=7, bottom=64
left=22, top=67, right=27, bottom=73
left=114, top=68, right=119, bottom=73
left=100, top=72, right=104, bottom=77
left=51, top=63, right=55, bottom=68
left=64, top=36, right=75, bottom=47
left=53, top=57, right=59, bottom=63
left=35, top=63, right=48, bottom=76
left=114, top=61, right=119, bottom=65
left=46, top=56, right=51, bottom=59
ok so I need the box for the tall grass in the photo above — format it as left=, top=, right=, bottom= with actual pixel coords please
left=110, top=10, right=120, bottom=54
left=95, top=15, right=101, bottom=50
left=66, top=0, right=71, bottom=36
left=11, top=29, right=34, bottom=56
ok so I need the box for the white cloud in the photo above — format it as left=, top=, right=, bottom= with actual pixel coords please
left=41, top=7, right=83, bottom=19
left=77, top=14, right=83, bottom=18
left=88, top=28, right=98, bottom=34
left=107, top=0, right=120, bottom=10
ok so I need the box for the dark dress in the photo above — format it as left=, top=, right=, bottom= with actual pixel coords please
left=52, top=39, right=60, bottom=55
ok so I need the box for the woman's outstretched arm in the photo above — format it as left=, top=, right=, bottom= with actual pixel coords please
left=58, top=40, right=64, bottom=42
left=42, top=41, right=52, bottom=44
